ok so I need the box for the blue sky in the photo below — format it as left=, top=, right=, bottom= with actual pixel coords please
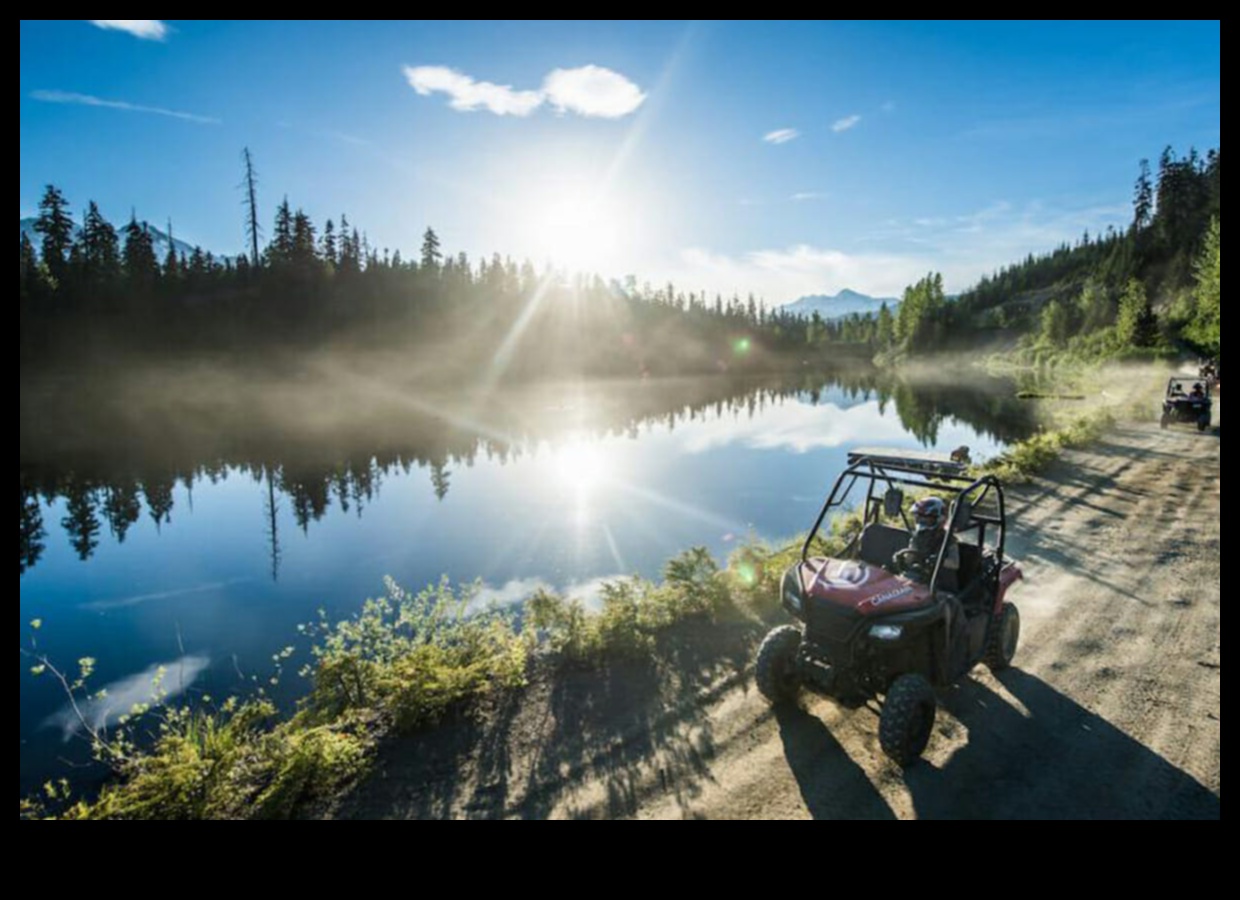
left=19, top=20, right=1220, bottom=302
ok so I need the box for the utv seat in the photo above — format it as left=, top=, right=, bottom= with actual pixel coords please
left=859, top=524, right=909, bottom=569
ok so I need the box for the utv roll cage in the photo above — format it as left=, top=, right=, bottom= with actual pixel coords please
left=801, top=450, right=1008, bottom=598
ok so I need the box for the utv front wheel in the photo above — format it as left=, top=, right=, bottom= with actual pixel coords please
left=1160, top=414, right=1170, bottom=430
left=1198, top=417, right=1210, bottom=433
left=984, top=602, right=1021, bottom=672
left=880, top=674, right=936, bottom=767
left=755, top=625, right=803, bottom=705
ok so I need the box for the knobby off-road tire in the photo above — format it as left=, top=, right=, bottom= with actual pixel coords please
left=984, top=602, right=1021, bottom=672
left=755, top=625, right=803, bottom=705
left=880, top=673, right=936, bottom=767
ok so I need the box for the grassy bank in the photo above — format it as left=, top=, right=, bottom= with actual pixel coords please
left=22, top=544, right=811, bottom=820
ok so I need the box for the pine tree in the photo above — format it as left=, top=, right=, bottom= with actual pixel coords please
left=291, top=209, right=318, bottom=273
left=876, top=301, right=894, bottom=346
left=122, top=215, right=159, bottom=291
left=19, top=233, right=40, bottom=303
left=163, top=219, right=181, bottom=283
left=1133, top=159, right=1154, bottom=232
left=421, top=227, right=442, bottom=274
left=34, top=185, right=75, bottom=285
left=270, top=198, right=294, bottom=267
left=81, top=201, right=120, bottom=287
left=321, top=218, right=337, bottom=266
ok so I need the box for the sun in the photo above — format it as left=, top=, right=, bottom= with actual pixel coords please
left=555, top=439, right=607, bottom=495
left=526, top=191, right=624, bottom=274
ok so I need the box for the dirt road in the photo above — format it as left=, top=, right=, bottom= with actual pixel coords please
left=340, top=402, right=1221, bottom=820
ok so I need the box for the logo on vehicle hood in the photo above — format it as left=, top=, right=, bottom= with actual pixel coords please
left=867, top=586, right=914, bottom=608
left=814, top=560, right=871, bottom=590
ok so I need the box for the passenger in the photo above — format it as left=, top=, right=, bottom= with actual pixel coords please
left=893, top=496, right=960, bottom=584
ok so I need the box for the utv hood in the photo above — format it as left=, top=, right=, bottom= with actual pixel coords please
left=795, top=558, right=933, bottom=617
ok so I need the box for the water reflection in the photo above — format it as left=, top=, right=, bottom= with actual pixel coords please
left=19, top=368, right=1037, bottom=579
left=44, top=654, right=211, bottom=741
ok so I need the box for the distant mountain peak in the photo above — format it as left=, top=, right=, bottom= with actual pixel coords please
left=20, top=216, right=199, bottom=260
left=781, top=289, right=900, bottom=320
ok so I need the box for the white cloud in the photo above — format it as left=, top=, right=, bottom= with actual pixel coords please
left=88, top=20, right=167, bottom=40
left=30, top=89, right=219, bottom=124
left=404, top=65, right=543, bottom=116
left=675, top=394, right=1006, bottom=461
left=832, top=114, right=862, bottom=133
left=791, top=191, right=828, bottom=202
left=543, top=65, right=646, bottom=118
left=469, top=574, right=627, bottom=613
left=763, top=128, right=800, bottom=145
left=404, top=64, right=645, bottom=119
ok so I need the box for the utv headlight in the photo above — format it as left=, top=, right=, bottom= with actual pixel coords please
left=782, top=571, right=803, bottom=614
left=784, top=589, right=803, bottom=614
left=869, top=624, right=903, bottom=641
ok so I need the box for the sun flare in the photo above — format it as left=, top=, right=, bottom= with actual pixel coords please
left=526, top=192, right=624, bottom=274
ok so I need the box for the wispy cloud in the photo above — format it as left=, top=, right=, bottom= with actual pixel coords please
left=88, top=20, right=168, bottom=41
left=881, top=101, right=896, bottom=113
left=679, top=244, right=928, bottom=304
left=83, top=579, right=248, bottom=612
left=673, top=199, right=1129, bottom=304
left=30, top=89, right=219, bottom=125
left=791, top=191, right=828, bottom=202
left=277, top=120, right=370, bottom=147
left=543, top=65, right=646, bottom=118
left=404, top=64, right=646, bottom=119
left=831, top=114, right=862, bottom=133
left=763, top=128, right=800, bottom=145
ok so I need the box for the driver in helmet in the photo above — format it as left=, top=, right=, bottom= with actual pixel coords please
left=893, top=496, right=960, bottom=584
left=1190, top=382, right=1206, bottom=400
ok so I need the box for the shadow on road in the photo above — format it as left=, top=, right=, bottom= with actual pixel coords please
left=904, top=669, right=1220, bottom=819
left=775, top=704, right=896, bottom=820
left=335, top=617, right=763, bottom=819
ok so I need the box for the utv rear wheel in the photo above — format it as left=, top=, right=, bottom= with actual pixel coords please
left=755, top=625, right=803, bottom=705
left=984, top=602, right=1021, bottom=672
left=880, top=674, right=936, bottom=767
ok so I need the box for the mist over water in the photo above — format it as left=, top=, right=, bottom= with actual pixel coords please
left=19, top=360, right=1037, bottom=793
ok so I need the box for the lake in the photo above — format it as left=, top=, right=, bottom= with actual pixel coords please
left=19, top=365, right=1036, bottom=793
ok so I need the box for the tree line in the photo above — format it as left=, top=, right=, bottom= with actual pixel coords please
left=19, top=152, right=883, bottom=377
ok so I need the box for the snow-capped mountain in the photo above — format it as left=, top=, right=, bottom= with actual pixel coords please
left=20, top=217, right=199, bottom=261
left=781, top=288, right=900, bottom=320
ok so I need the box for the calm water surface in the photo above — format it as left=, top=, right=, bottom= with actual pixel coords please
left=19, top=368, right=1035, bottom=792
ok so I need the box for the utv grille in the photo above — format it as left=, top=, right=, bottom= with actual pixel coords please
left=805, top=599, right=861, bottom=657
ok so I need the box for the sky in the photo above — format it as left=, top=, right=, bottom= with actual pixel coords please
left=19, top=20, right=1221, bottom=303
